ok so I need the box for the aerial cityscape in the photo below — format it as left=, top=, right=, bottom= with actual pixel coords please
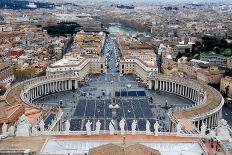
left=0, top=0, right=232, bottom=154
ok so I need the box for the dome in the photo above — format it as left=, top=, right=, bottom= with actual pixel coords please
left=89, top=143, right=161, bottom=155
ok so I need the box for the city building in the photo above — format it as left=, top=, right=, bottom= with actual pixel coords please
left=174, top=38, right=194, bottom=54
left=73, top=31, right=106, bottom=56
left=117, top=34, right=158, bottom=82
left=46, top=52, right=106, bottom=81
left=220, top=76, right=232, bottom=98
left=197, top=65, right=225, bottom=84
left=200, top=54, right=232, bottom=68
left=178, top=57, right=225, bottom=84
left=0, top=2, right=232, bottom=155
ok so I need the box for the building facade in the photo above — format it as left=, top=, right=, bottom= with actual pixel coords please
left=46, top=53, right=106, bottom=81
left=220, top=76, right=232, bottom=98
left=117, top=34, right=158, bottom=82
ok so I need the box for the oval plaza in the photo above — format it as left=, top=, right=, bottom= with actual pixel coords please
left=1, top=32, right=231, bottom=155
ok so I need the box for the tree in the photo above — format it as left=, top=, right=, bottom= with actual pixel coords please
left=175, top=52, right=183, bottom=61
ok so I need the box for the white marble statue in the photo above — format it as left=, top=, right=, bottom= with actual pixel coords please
left=8, top=125, right=15, bottom=136
left=154, top=121, right=159, bottom=136
left=64, top=120, right=70, bottom=134
left=39, top=119, right=45, bottom=134
left=216, top=119, right=232, bottom=142
left=208, top=129, right=216, bottom=139
left=200, top=123, right=207, bottom=137
left=109, top=120, right=115, bottom=135
left=119, top=118, right=125, bottom=135
left=131, top=120, right=137, bottom=135
left=31, top=125, right=39, bottom=136
left=95, top=120, right=101, bottom=135
left=16, top=114, right=31, bottom=137
left=146, top=120, right=151, bottom=135
left=2, top=122, right=8, bottom=137
left=85, top=120, right=92, bottom=135
left=176, top=122, right=182, bottom=135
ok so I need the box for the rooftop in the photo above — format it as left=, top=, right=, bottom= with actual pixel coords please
left=173, top=80, right=222, bottom=119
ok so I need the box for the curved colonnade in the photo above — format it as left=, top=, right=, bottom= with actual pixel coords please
left=5, top=73, right=224, bottom=132
left=4, top=73, right=79, bottom=109
left=148, top=75, right=224, bottom=130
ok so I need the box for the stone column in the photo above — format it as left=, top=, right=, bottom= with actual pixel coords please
left=47, top=83, right=49, bottom=93
left=175, top=84, right=177, bottom=94
left=166, top=81, right=168, bottom=91
left=35, top=87, right=37, bottom=98
left=214, top=114, right=217, bottom=127
left=57, top=81, right=59, bottom=91
left=189, top=88, right=192, bottom=100
left=38, top=86, right=40, bottom=97
left=192, top=90, right=195, bottom=101
left=148, top=80, right=152, bottom=89
left=32, top=88, right=34, bottom=99
left=51, top=82, right=53, bottom=92
left=179, top=85, right=181, bottom=95
left=53, top=82, right=55, bottom=92
left=192, top=89, right=195, bottom=101
left=63, top=81, right=65, bottom=90
left=59, top=81, right=61, bottom=91
left=190, top=88, right=193, bottom=100
left=204, top=118, right=208, bottom=129
left=74, top=80, right=78, bottom=89
left=56, top=81, right=59, bottom=92
left=59, top=81, right=62, bottom=91
left=163, top=81, right=165, bottom=91
left=155, top=80, right=158, bottom=90
left=197, top=120, right=200, bottom=130
left=49, top=82, right=52, bottom=93
left=212, top=114, right=215, bottom=127
left=42, top=84, right=44, bottom=95
left=209, top=116, right=212, bottom=129
left=160, top=81, right=162, bottom=91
